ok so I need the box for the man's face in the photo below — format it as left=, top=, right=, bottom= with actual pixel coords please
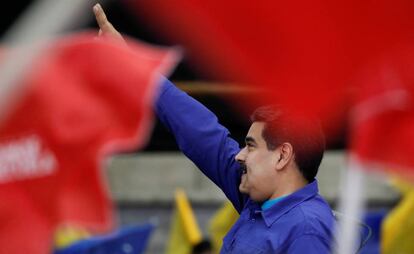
left=235, top=122, right=279, bottom=202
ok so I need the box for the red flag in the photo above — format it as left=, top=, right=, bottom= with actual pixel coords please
left=128, top=0, right=414, bottom=136
left=0, top=32, right=178, bottom=253
left=350, top=42, right=414, bottom=180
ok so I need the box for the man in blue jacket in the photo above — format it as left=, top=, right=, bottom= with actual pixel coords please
left=155, top=78, right=334, bottom=253
left=94, top=4, right=335, bottom=253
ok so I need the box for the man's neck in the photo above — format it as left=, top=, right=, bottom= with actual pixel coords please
left=270, top=173, right=308, bottom=200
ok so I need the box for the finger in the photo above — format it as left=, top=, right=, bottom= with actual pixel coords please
left=93, top=4, right=126, bottom=45
left=93, top=4, right=111, bottom=31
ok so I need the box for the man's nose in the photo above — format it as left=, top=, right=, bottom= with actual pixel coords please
left=235, top=147, right=247, bottom=163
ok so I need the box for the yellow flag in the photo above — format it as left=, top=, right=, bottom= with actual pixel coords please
left=165, top=188, right=202, bottom=254
left=54, top=225, right=90, bottom=249
left=382, top=178, right=414, bottom=254
left=208, top=201, right=239, bottom=254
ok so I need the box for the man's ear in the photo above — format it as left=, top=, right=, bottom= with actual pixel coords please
left=275, top=143, right=294, bottom=170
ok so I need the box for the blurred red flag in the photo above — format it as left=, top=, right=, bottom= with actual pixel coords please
left=0, top=33, right=178, bottom=253
left=350, top=43, right=414, bottom=180
left=128, top=0, right=414, bottom=135
left=127, top=0, right=414, bottom=179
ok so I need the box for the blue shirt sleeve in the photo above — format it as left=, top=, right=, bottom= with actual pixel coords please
left=285, top=234, right=331, bottom=254
left=155, top=78, right=246, bottom=212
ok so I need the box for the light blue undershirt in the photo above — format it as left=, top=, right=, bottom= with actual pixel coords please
left=261, top=195, right=287, bottom=211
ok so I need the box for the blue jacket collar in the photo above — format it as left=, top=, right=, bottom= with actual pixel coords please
left=247, top=179, right=319, bottom=227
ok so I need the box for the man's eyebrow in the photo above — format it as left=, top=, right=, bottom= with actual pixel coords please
left=245, top=136, right=257, bottom=144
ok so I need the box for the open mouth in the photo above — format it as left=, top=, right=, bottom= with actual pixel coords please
left=239, top=164, right=247, bottom=174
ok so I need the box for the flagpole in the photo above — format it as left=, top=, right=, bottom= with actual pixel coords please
left=334, top=157, right=367, bottom=254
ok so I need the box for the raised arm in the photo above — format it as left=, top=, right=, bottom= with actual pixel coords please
left=93, top=4, right=246, bottom=211
left=156, top=78, right=246, bottom=211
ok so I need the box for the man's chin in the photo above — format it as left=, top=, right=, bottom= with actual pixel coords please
left=239, top=185, right=249, bottom=194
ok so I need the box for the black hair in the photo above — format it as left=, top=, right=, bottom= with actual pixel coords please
left=250, top=105, right=325, bottom=182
